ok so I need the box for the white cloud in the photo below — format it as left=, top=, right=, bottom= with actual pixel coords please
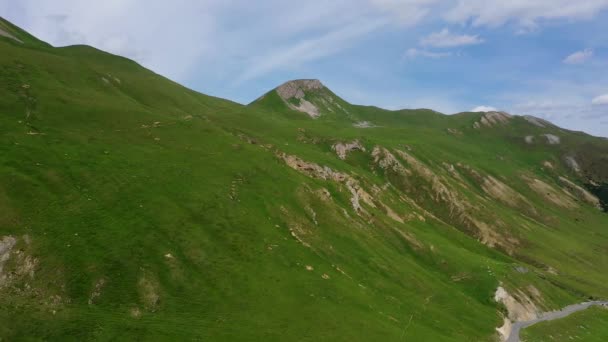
left=2, top=0, right=223, bottom=80
left=420, top=28, right=483, bottom=47
left=236, top=18, right=387, bottom=83
left=563, top=49, right=594, bottom=64
left=592, top=94, right=608, bottom=105
left=404, top=48, right=452, bottom=59
left=445, top=0, right=608, bottom=29
left=369, top=0, right=440, bottom=25
left=471, top=105, right=497, bottom=112
left=5, top=0, right=608, bottom=85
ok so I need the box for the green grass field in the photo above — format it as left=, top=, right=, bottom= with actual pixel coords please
left=522, top=307, right=608, bottom=342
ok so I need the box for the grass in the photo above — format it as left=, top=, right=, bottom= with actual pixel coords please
left=522, top=307, right=608, bottom=342
left=1, top=17, right=608, bottom=341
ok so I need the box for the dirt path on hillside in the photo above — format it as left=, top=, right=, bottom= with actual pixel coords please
left=506, top=301, right=608, bottom=342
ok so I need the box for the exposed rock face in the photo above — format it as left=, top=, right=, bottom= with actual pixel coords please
left=275, top=80, right=325, bottom=118
left=524, top=176, right=578, bottom=209
left=494, top=286, right=541, bottom=341
left=0, top=236, right=17, bottom=285
left=0, top=27, right=22, bottom=43
left=0, top=235, right=39, bottom=290
left=276, top=79, right=324, bottom=100
left=353, top=121, right=375, bottom=128
left=473, top=111, right=512, bottom=128
left=543, top=134, right=561, bottom=145
left=524, top=135, right=535, bottom=144
left=523, top=115, right=552, bottom=128
left=332, top=140, right=366, bottom=160
left=563, top=156, right=581, bottom=174
left=279, top=152, right=375, bottom=213
left=558, top=176, right=601, bottom=209
left=372, top=146, right=411, bottom=175
left=481, top=175, right=534, bottom=210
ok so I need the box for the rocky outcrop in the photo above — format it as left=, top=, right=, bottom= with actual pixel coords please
left=372, top=146, right=411, bottom=175
left=275, top=80, right=325, bottom=118
left=0, top=27, right=22, bottom=43
left=332, top=140, right=365, bottom=160
left=558, top=176, right=601, bottom=209
left=523, top=176, right=578, bottom=209
left=494, top=286, right=541, bottom=341
left=523, top=115, right=552, bottom=128
left=542, top=134, right=560, bottom=145
left=473, top=111, right=512, bottom=128
left=563, top=156, right=581, bottom=174
left=279, top=153, right=375, bottom=213
left=482, top=175, right=534, bottom=210
left=353, top=121, right=375, bottom=128
left=276, top=79, right=324, bottom=100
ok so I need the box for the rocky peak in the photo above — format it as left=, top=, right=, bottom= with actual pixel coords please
left=276, top=79, right=324, bottom=101
left=473, top=111, right=512, bottom=128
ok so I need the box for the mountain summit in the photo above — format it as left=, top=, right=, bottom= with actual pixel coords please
left=251, top=79, right=352, bottom=118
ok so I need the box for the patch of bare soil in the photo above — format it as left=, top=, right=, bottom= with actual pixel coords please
left=481, top=175, right=535, bottom=211
left=138, top=274, right=160, bottom=311
left=381, top=202, right=404, bottom=223
left=353, top=121, right=375, bottom=128
left=392, top=151, right=519, bottom=252
left=88, top=278, right=106, bottom=305
left=0, top=27, right=22, bottom=43
left=523, top=176, right=578, bottom=209
left=542, top=161, right=554, bottom=170
left=523, top=115, right=551, bottom=128
left=558, top=176, right=601, bottom=209
left=0, top=235, right=66, bottom=313
left=0, top=235, right=37, bottom=288
left=446, top=128, right=463, bottom=136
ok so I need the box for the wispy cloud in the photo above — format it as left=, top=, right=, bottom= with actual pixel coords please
left=445, top=0, right=608, bottom=29
left=563, top=49, right=594, bottom=64
left=592, top=93, right=608, bottom=105
left=420, top=28, right=483, bottom=47
left=404, top=48, right=452, bottom=59
left=236, top=18, right=387, bottom=83
left=368, top=0, right=440, bottom=25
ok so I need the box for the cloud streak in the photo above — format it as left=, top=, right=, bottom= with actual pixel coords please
left=404, top=48, right=452, bottom=59
left=592, top=94, right=608, bottom=105
left=563, top=49, right=594, bottom=64
left=420, top=28, right=483, bottom=47
left=445, top=0, right=608, bottom=29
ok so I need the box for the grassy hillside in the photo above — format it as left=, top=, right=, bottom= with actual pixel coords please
left=1, top=18, right=607, bottom=341
left=522, top=306, right=608, bottom=342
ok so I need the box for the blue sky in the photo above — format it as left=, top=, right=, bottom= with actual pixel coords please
left=2, top=0, right=608, bottom=137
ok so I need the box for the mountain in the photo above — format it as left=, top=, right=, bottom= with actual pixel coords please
left=250, top=79, right=356, bottom=119
left=1, top=18, right=607, bottom=341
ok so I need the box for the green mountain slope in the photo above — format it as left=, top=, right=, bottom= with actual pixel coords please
left=1, top=19, right=607, bottom=341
